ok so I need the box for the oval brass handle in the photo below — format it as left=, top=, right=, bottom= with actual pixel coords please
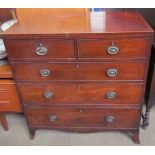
left=106, top=115, right=115, bottom=123
left=40, top=69, right=51, bottom=77
left=106, top=92, right=117, bottom=99
left=107, top=45, right=119, bottom=55
left=107, top=69, right=118, bottom=77
left=44, top=91, right=54, bottom=99
left=48, top=115, right=58, bottom=122
left=36, top=46, right=48, bottom=56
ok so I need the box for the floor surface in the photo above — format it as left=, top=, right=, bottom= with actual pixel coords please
left=0, top=106, right=155, bottom=146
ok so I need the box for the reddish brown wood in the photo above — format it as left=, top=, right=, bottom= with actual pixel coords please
left=0, top=64, right=13, bottom=78
left=1, top=9, right=153, bottom=37
left=2, top=9, right=154, bottom=143
left=132, top=131, right=140, bottom=144
left=5, top=38, right=149, bottom=61
left=13, top=62, right=145, bottom=81
left=0, top=112, right=9, bottom=131
left=0, top=8, right=16, bottom=23
left=26, top=107, right=140, bottom=129
left=0, top=80, right=23, bottom=112
left=6, top=39, right=75, bottom=60
left=29, top=127, right=36, bottom=140
left=79, top=38, right=148, bottom=59
left=18, top=83, right=143, bottom=106
left=0, top=60, right=22, bottom=131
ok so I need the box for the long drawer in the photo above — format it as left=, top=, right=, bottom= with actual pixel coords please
left=13, top=62, right=145, bottom=81
left=26, top=107, right=140, bottom=129
left=78, top=38, right=148, bottom=59
left=18, top=83, right=143, bottom=105
left=6, top=39, right=75, bottom=60
left=0, top=80, right=22, bottom=112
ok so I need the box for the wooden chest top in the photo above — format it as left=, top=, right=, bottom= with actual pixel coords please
left=1, top=9, right=154, bottom=38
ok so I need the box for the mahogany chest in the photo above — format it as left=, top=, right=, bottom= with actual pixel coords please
left=1, top=9, right=154, bottom=143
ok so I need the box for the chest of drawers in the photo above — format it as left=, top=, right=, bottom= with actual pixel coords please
left=2, top=9, right=154, bottom=143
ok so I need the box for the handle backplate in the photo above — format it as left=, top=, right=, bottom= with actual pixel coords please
left=107, top=68, right=118, bottom=77
left=40, top=69, right=51, bottom=77
left=48, top=115, right=58, bottom=122
left=44, top=91, right=54, bottom=99
left=107, top=45, right=119, bottom=55
left=36, top=46, right=48, bottom=56
left=106, top=115, right=115, bottom=123
left=106, top=91, right=117, bottom=99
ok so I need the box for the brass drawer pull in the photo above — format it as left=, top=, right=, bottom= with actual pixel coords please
left=36, top=46, right=48, bottom=56
left=107, top=45, right=119, bottom=55
left=106, top=115, right=115, bottom=123
left=44, top=91, right=54, bottom=99
left=48, top=115, right=58, bottom=122
left=40, top=69, right=51, bottom=77
left=107, top=68, right=118, bottom=77
left=106, top=92, right=117, bottom=99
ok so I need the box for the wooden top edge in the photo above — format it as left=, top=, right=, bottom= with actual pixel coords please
left=1, top=9, right=154, bottom=38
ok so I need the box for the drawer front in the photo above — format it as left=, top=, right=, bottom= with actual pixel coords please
left=14, top=62, right=145, bottom=81
left=6, top=39, right=75, bottom=60
left=26, top=107, right=140, bottom=129
left=0, top=64, right=13, bottom=79
left=0, top=80, right=22, bottom=112
left=18, top=83, right=143, bottom=105
left=14, top=63, right=78, bottom=81
left=78, top=38, right=148, bottom=59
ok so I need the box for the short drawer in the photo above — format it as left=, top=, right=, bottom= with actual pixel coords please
left=6, top=39, right=75, bottom=60
left=18, top=83, right=143, bottom=105
left=13, top=62, right=145, bottom=81
left=78, top=38, right=148, bottom=59
left=26, top=107, right=140, bottom=129
left=0, top=80, right=22, bottom=112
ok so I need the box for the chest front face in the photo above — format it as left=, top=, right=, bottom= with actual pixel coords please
left=2, top=9, right=154, bottom=143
